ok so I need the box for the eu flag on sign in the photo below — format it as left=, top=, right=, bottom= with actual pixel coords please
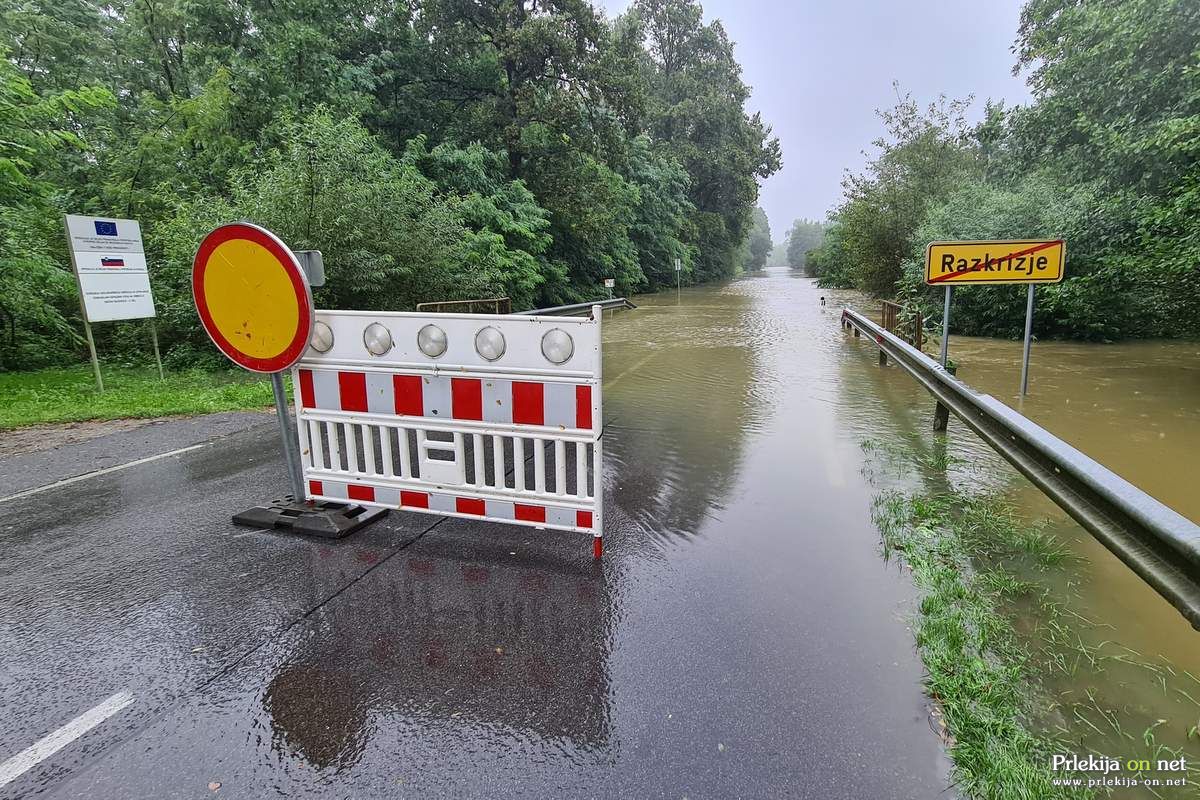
left=94, top=220, right=118, bottom=236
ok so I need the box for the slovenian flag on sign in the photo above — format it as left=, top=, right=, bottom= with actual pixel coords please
left=100, top=257, right=125, bottom=267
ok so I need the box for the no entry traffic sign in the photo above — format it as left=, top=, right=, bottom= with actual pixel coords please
left=192, top=222, right=314, bottom=373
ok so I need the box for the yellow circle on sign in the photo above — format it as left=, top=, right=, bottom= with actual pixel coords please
left=202, top=238, right=301, bottom=360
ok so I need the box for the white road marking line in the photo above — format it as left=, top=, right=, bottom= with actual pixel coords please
left=605, top=352, right=655, bottom=390
left=0, top=443, right=209, bottom=506
left=0, top=691, right=134, bottom=788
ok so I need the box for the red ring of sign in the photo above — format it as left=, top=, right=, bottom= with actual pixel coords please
left=192, top=223, right=314, bottom=373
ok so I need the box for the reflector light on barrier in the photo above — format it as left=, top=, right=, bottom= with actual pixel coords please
left=291, top=308, right=604, bottom=553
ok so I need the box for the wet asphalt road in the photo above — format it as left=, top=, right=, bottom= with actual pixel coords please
left=0, top=271, right=953, bottom=798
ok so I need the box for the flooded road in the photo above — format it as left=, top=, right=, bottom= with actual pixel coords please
left=5, top=267, right=1196, bottom=798
left=2, top=268, right=950, bottom=799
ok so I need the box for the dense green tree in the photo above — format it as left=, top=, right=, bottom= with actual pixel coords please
left=0, top=51, right=112, bottom=369
left=828, top=91, right=980, bottom=296
left=1006, top=0, right=1200, bottom=337
left=1011, top=0, right=1200, bottom=199
left=0, top=0, right=781, bottom=370
left=739, top=206, right=772, bottom=271
left=805, top=222, right=854, bottom=288
left=632, top=0, right=781, bottom=283
left=410, top=0, right=614, bottom=176
left=810, top=0, right=1200, bottom=340
left=152, top=112, right=485, bottom=360
left=623, top=135, right=695, bottom=288
left=784, top=218, right=824, bottom=269
left=402, top=136, right=559, bottom=309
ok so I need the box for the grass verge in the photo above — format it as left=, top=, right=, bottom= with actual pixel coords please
left=872, top=489, right=1091, bottom=799
left=865, top=436, right=1200, bottom=799
left=0, top=366, right=276, bottom=430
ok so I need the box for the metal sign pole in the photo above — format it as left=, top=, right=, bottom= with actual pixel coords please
left=270, top=371, right=306, bottom=502
left=149, top=319, right=164, bottom=380
left=1019, top=284, right=1035, bottom=396
left=939, top=285, right=952, bottom=367
left=82, top=319, right=104, bottom=391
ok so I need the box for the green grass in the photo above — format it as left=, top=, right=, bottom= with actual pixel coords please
left=865, top=435, right=1200, bottom=798
left=0, top=366, right=278, bottom=430
left=872, top=490, right=1092, bottom=800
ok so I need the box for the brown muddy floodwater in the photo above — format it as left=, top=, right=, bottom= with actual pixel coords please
left=608, top=270, right=1200, bottom=797
left=827, top=285, right=1200, bottom=797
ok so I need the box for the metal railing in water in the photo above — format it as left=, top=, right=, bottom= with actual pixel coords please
left=841, top=306, right=1200, bottom=629
left=416, top=297, right=512, bottom=315
left=416, top=297, right=636, bottom=318
left=524, top=298, right=637, bottom=316
left=881, top=300, right=924, bottom=351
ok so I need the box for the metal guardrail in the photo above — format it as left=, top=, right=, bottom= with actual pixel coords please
left=524, top=298, right=637, bottom=316
left=841, top=306, right=1200, bottom=628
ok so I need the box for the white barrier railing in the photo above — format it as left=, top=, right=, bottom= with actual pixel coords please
left=291, top=307, right=604, bottom=555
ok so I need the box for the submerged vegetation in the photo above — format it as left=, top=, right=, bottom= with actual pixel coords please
left=862, top=437, right=1200, bottom=799
left=872, top=489, right=1086, bottom=799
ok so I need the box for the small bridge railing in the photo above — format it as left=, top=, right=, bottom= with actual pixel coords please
left=524, top=298, right=637, bottom=317
left=881, top=300, right=924, bottom=351
left=416, top=297, right=512, bottom=315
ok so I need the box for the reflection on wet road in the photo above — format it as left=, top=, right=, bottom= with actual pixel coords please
left=0, top=269, right=951, bottom=798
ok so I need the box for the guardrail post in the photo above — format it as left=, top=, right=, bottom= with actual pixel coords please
left=933, top=401, right=949, bottom=432
left=932, top=364, right=956, bottom=431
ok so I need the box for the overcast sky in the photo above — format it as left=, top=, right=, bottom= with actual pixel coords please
left=599, top=0, right=1033, bottom=240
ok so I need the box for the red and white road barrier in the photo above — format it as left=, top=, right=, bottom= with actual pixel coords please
left=291, top=307, right=604, bottom=556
